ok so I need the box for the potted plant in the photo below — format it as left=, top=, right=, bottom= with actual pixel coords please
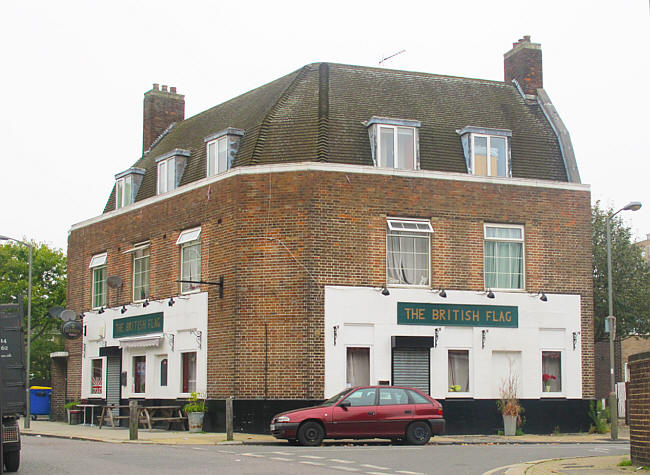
left=64, top=401, right=81, bottom=425
left=183, top=392, right=206, bottom=433
left=542, top=373, right=556, bottom=392
left=497, top=373, right=521, bottom=436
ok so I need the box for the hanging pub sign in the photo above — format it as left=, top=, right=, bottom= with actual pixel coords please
left=113, top=312, right=163, bottom=338
left=397, top=302, right=518, bottom=328
left=61, top=320, right=83, bottom=340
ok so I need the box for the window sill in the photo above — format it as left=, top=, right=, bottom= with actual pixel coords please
left=485, top=288, right=525, bottom=292
left=446, top=392, right=472, bottom=398
left=387, top=284, right=431, bottom=289
left=180, top=288, right=202, bottom=295
left=540, top=392, right=565, bottom=398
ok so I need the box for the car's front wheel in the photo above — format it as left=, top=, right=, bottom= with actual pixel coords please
left=405, top=421, right=432, bottom=445
left=297, top=421, right=324, bottom=446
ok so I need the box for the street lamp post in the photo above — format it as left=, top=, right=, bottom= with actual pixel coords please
left=605, top=201, right=642, bottom=441
left=0, top=235, right=32, bottom=429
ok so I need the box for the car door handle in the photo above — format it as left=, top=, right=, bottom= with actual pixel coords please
left=404, top=410, right=412, bottom=414
left=367, top=411, right=375, bottom=416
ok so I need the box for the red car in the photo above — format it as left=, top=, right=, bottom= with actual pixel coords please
left=270, top=386, right=445, bottom=446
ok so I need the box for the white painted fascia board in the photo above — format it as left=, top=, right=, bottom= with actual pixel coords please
left=70, top=162, right=590, bottom=232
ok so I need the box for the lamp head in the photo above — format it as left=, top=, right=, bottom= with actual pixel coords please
left=381, top=286, right=390, bottom=296
left=623, top=201, right=642, bottom=212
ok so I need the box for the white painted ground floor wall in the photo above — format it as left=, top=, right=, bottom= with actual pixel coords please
left=324, top=286, right=582, bottom=400
left=81, top=292, right=208, bottom=400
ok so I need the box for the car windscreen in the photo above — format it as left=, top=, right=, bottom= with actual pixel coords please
left=321, top=388, right=353, bottom=406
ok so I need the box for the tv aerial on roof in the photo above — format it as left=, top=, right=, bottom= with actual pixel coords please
left=379, top=49, right=406, bottom=67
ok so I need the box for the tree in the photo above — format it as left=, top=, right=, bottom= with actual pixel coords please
left=0, top=240, right=66, bottom=383
left=592, top=202, right=650, bottom=341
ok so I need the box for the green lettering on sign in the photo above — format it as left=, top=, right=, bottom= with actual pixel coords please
left=397, top=302, right=518, bottom=328
left=113, top=312, right=164, bottom=338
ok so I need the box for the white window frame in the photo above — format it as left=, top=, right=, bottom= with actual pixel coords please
left=89, top=356, right=106, bottom=398
left=447, top=348, right=472, bottom=397
left=541, top=349, right=564, bottom=397
left=178, top=228, right=202, bottom=294
left=89, top=253, right=107, bottom=309
left=483, top=223, right=525, bottom=291
left=157, top=158, right=176, bottom=194
left=206, top=136, right=229, bottom=177
left=132, top=244, right=150, bottom=302
left=133, top=354, right=147, bottom=394
left=345, top=344, right=373, bottom=388
left=471, top=134, right=509, bottom=177
left=377, top=125, right=417, bottom=170
left=115, top=174, right=133, bottom=209
left=386, top=218, right=433, bottom=287
left=180, top=351, right=198, bottom=395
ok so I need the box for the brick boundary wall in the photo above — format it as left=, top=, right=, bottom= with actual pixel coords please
left=629, top=351, right=650, bottom=466
left=49, top=357, right=67, bottom=422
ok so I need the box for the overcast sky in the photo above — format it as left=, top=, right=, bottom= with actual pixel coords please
left=2, top=1, right=649, bottom=252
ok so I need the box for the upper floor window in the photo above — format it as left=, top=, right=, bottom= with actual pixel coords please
left=386, top=218, right=433, bottom=286
left=132, top=243, right=150, bottom=301
left=155, top=149, right=190, bottom=195
left=116, top=175, right=132, bottom=209
left=484, top=224, right=524, bottom=290
left=457, top=127, right=511, bottom=177
left=177, top=227, right=201, bottom=294
left=204, top=128, right=245, bottom=177
left=89, top=252, right=107, bottom=309
left=365, top=117, right=420, bottom=170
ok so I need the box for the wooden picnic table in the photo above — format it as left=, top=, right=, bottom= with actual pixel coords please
left=141, top=406, right=187, bottom=430
left=98, top=404, right=187, bottom=430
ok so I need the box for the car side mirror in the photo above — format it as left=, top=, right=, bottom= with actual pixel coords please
left=339, top=400, right=351, bottom=409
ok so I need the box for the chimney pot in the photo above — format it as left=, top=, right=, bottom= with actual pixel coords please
left=162, top=85, right=168, bottom=92
left=170, top=86, right=177, bottom=94
left=153, top=83, right=159, bottom=91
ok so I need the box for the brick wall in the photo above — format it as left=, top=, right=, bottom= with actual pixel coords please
left=66, top=168, right=594, bottom=400
left=594, top=339, right=623, bottom=400
left=628, top=351, right=650, bottom=466
left=49, top=356, right=67, bottom=421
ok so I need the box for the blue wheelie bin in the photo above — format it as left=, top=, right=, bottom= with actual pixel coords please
left=30, top=386, right=52, bottom=420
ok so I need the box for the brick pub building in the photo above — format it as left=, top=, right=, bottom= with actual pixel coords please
left=61, top=36, right=595, bottom=434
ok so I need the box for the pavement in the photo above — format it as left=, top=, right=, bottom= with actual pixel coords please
left=21, top=418, right=643, bottom=474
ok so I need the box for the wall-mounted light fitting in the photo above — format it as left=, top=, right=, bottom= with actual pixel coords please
left=431, top=288, right=447, bottom=298
left=481, top=329, right=489, bottom=349
left=572, top=331, right=581, bottom=351
left=486, top=289, right=495, bottom=299
left=164, top=332, right=175, bottom=352
left=333, top=325, right=339, bottom=346
left=142, top=299, right=149, bottom=307
left=381, top=286, right=390, bottom=296
left=98, top=306, right=105, bottom=314
left=530, top=290, right=548, bottom=302
left=168, top=297, right=175, bottom=307
left=120, top=305, right=127, bottom=314
left=190, top=329, right=202, bottom=349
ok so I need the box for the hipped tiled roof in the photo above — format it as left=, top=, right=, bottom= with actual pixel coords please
left=103, top=62, right=568, bottom=213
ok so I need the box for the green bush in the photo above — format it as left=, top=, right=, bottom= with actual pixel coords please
left=183, top=392, right=206, bottom=413
left=64, top=401, right=79, bottom=410
left=588, top=400, right=608, bottom=434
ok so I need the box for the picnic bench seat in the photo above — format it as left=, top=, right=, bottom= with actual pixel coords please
left=98, top=404, right=188, bottom=430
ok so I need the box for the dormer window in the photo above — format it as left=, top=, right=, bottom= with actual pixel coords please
left=155, top=149, right=190, bottom=195
left=365, top=117, right=420, bottom=170
left=204, top=128, right=245, bottom=177
left=114, top=168, right=145, bottom=209
left=457, top=127, right=511, bottom=177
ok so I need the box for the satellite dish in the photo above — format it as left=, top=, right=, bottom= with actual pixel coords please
left=59, top=309, right=77, bottom=322
left=107, top=276, right=123, bottom=289
left=48, top=306, right=64, bottom=319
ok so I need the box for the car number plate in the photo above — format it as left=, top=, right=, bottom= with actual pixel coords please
left=270, top=424, right=276, bottom=431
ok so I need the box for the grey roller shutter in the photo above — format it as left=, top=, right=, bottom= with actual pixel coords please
left=106, top=357, right=121, bottom=416
left=392, top=348, right=430, bottom=395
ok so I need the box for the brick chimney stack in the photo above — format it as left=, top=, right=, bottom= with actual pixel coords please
left=504, top=36, right=543, bottom=96
left=142, top=83, right=185, bottom=154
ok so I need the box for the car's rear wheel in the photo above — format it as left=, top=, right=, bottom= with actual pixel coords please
left=406, top=421, right=431, bottom=445
left=297, top=421, right=324, bottom=446
left=4, top=450, right=20, bottom=472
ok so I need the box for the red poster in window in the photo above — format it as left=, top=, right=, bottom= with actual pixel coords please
left=91, top=376, right=102, bottom=394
